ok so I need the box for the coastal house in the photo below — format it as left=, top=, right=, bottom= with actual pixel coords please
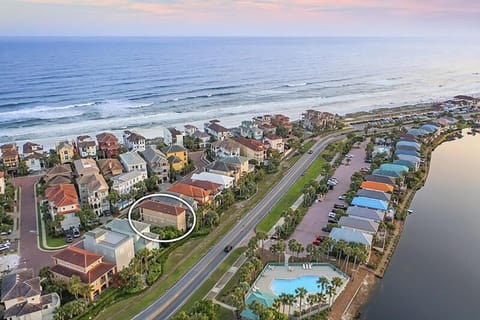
left=45, top=183, right=81, bottom=230
left=394, top=148, right=421, bottom=158
left=44, top=164, right=73, bottom=186
left=1, top=143, right=20, bottom=169
left=205, top=120, right=229, bottom=141
left=138, top=199, right=187, bottom=232
left=184, top=124, right=198, bottom=136
left=141, top=145, right=170, bottom=183
left=393, top=159, right=419, bottom=171
left=210, top=138, right=241, bottom=159
left=24, top=153, right=44, bottom=172
left=360, top=181, right=394, bottom=193
left=182, top=179, right=223, bottom=199
left=163, top=127, right=184, bottom=147
left=119, top=152, right=147, bottom=172
left=379, top=163, right=409, bottom=174
left=372, top=169, right=403, bottom=179
left=1, top=268, right=60, bottom=320
left=55, top=140, right=75, bottom=164
left=104, top=218, right=159, bottom=253
left=123, top=130, right=146, bottom=152
left=74, top=158, right=100, bottom=177
left=356, top=189, right=391, bottom=202
left=111, top=170, right=148, bottom=196
left=235, top=136, right=267, bottom=163
left=351, top=197, right=389, bottom=211
left=76, top=173, right=109, bottom=216
left=396, top=141, right=421, bottom=151
left=96, top=132, right=119, bottom=158
left=84, top=228, right=135, bottom=271
left=406, top=128, right=429, bottom=138
left=302, top=110, right=336, bottom=131
left=263, top=134, right=285, bottom=153
left=97, top=158, right=123, bottom=179
left=271, top=114, right=292, bottom=134
left=191, top=172, right=235, bottom=189
left=191, top=131, right=211, bottom=149
left=50, top=246, right=116, bottom=301
left=0, top=172, right=5, bottom=195
left=22, top=141, right=43, bottom=157
left=167, top=183, right=211, bottom=205
left=346, top=206, right=385, bottom=223
left=258, top=123, right=277, bottom=136
left=330, top=228, right=372, bottom=257
left=239, top=120, right=263, bottom=140
left=205, top=156, right=250, bottom=182
left=162, top=145, right=188, bottom=172
left=76, top=135, right=97, bottom=158
left=339, top=216, right=379, bottom=235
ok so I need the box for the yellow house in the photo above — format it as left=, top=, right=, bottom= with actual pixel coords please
left=55, top=140, right=75, bottom=164
left=162, top=145, right=188, bottom=171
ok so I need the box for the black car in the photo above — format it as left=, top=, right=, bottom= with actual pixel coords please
left=224, top=245, right=233, bottom=252
left=334, top=203, right=347, bottom=209
left=65, top=234, right=74, bottom=243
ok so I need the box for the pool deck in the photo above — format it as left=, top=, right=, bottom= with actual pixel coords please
left=251, top=263, right=349, bottom=310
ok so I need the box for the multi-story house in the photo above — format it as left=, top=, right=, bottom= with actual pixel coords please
left=24, top=153, right=44, bottom=172
left=162, top=145, right=188, bottom=172
left=239, top=120, right=263, bottom=140
left=44, top=164, right=73, bottom=186
left=264, top=134, right=285, bottom=153
left=191, top=131, right=211, bottom=149
left=50, top=246, right=116, bottom=301
left=97, top=158, right=123, bottom=179
left=76, top=173, right=109, bottom=216
left=272, top=114, right=292, bottom=134
left=119, top=152, right=147, bottom=173
left=204, top=120, right=229, bottom=141
left=191, top=172, right=234, bottom=189
left=163, top=127, right=184, bottom=146
left=45, top=184, right=81, bottom=230
left=55, top=140, right=75, bottom=164
left=84, top=228, right=135, bottom=271
left=234, top=136, right=267, bottom=163
left=210, top=138, right=241, bottom=159
left=0, top=143, right=19, bottom=169
left=0, top=171, right=4, bottom=195
left=123, top=131, right=146, bottom=152
left=73, top=158, right=100, bottom=177
left=302, top=110, right=336, bottom=131
left=182, top=179, right=223, bottom=200
left=76, top=135, right=97, bottom=158
left=96, top=132, right=119, bottom=158
left=167, top=183, right=211, bottom=206
left=111, top=170, right=148, bottom=196
left=1, top=268, right=60, bottom=320
left=104, top=218, right=159, bottom=253
left=22, top=141, right=43, bottom=157
left=138, top=199, right=187, bottom=232
left=183, top=124, right=198, bottom=136
left=141, top=145, right=169, bottom=183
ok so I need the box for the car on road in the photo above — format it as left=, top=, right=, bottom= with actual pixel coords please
left=308, top=150, right=313, bottom=154
left=224, top=245, right=233, bottom=252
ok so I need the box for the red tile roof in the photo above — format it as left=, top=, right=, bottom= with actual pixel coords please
left=53, top=246, right=102, bottom=268
left=139, top=199, right=186, bottom=216
left=182, top=179, right=222, bottom=193
left=234, top=136, right=265, bottom=152
left=168, top=183, right=211, bottom=201
left=96, top=132, right=118, bottom=144
left=0, top=171, right=4, bottom=178
left=45, top=184, right=80, bottom=211
left=207, top=123, right=229, bottom=133
left=50, top=262, right=115, bottom=284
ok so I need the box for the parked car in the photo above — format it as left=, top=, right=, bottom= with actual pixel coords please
left=72, top=228, right=80, bottom=238
left=65, top=235, right=74, bottom=243
left=316, top=235, right=326, bottom=242
left=328, top=212, right=337, bottom=218
left=338, top=195, right=346, bottom=200
left=328, top=217, right=338, bottom=223
left=312, top=239, right=321, bottom=246
left=334, top=203, right=347, bottom=209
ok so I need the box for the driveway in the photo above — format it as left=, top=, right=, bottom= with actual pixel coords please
left=290, top=140, right=370, bottom=249
left=14, top=176, right=55, bottom=274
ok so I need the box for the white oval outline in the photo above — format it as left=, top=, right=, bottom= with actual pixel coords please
left=127, top=193, right=196, bottom=243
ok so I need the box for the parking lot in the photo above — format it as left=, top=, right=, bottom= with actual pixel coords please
left=289, top=140, right=370, bottom=249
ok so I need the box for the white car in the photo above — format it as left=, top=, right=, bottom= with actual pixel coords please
left=328, top=212, right=337, bottom=218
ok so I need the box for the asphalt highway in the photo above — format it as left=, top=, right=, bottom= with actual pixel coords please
left=133, top=131, right=350, bottom=320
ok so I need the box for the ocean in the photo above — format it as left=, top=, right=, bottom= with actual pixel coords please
left=1, top=37, right=479, bottom=147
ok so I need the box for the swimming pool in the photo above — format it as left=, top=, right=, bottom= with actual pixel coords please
left=270, top=276, right=326, bottom=296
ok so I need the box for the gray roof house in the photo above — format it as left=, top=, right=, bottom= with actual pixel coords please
left=356, top=189, right=391, bottom=202
left=339, top=216, right=379, bottom=235
left=141, top=145, right=170, bottom=182
left=364, top=174, right=396, bottom=185
left=104, top=218, right=159, bottom=253
left=119, top=151, right=147, bottom=172
left=347, top=206, right=385, bottom=223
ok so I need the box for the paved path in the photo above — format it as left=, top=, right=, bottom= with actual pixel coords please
left=133, top=130, right=353, bottom=320
left=13, top=176, right=55, bottom=274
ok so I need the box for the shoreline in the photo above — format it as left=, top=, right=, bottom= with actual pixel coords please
left=336, top=128, right=464, bottom=320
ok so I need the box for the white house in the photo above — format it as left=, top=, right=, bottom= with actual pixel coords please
left=192, top=131, right=211, bottom=149
left=123, top=131, right=146, bottom=152
left=264, top=134, right=285, bottom=153
left=119, top=152, right=147, bottom=172
left=210, top=138, right=241, bottom=159
left=76, top=135, right=97, bottom=158
left=164, top=127, right=184, bottom=146
left=205, top=120, right=229, bottom=141
left=24, top=153, right=43, bottom=172
left=77, top=173, right=110, bottom=216
left=184, top=124, right=198, bottom=136
left=111, top=170, right=148, bottom=196
left=191, top=172, right=235, bottom=189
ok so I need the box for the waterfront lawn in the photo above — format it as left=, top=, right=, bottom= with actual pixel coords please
left=256, top=156, right=327, bottom=233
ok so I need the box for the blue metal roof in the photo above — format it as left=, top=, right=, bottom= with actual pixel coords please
left=396, top=140, right=421, bottom=150
left=393, top=159, right=417, bottom=168
left=372, top=169, right=403, bottom=178
left=395, top=148, right=421, bottom=157
left=396, top=154, right=421, bottom=163
left=380, top=163, right=409, bottom=173
left=351, top=196, right=389, bottom=210
left=420, top=124, right=439, bottom=133
left=330, top=227, right=373, bottom=247
left=407, top=128, right=429, bottom=137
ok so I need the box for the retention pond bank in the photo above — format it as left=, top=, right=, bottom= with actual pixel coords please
left=359, top=131, right=480, bottom=319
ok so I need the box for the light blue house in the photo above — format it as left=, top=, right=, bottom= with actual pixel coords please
left=420, top=124, right=439, bottom=133
left=395, top=148, right=421, bottom=157
left=351, top=196, right=389, bottom=211
left=372, top=169, right=403, bottom=179
left=407, top=128, right=429, bottom=137
left=330, top=227, right=373, bottom=247
left=379, top=163, right=409, bottom=174
left=396, top=140, right=421, bottom=151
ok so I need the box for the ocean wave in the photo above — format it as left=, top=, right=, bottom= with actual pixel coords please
left=283, top=82, right=310, bottom=87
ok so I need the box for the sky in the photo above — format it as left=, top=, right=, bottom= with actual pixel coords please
left=1, top=0, right=479, bottom=36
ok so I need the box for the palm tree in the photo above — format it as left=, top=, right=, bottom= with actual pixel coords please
left=306, top=294, right=318, bottom=312
left=256, top=231, right=268, bottom=253
left=68, top=275, right=82, bottom=299
left=317, top=277, right=329, bottom=294
left=277, top=240, right=286, bottom=262
left=316, top=292, right=327, bottom=307
left=80, top=283, right=92, bottom=301
left=278, top=293, right=288, bottom=314
left=336, top=240, right=347, bottom=263
left=343, top=246, right=353, bottom=272
left=285, top=294, right=296, bottom=315
left=295, top=287, right=308, bottom=314
left=326, top=284, right=336, bottom=306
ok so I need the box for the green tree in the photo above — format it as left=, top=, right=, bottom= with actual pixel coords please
left=75, top=205, right=96, bottom=230
left=295, top=287, right=308, bottom=314
left=17, top=160, right=29, bottom=176
left=256, top=231, right=268, bottom=253
left=107, top=189, right=121, bottom=209
left=68, top=275, right=82, bottom=299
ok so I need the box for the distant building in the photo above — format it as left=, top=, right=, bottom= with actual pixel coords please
left=24, top=153, right=44, bottom=172
left=123, top=131, right=146, bottom=152
left=76, top=135, right=97, bottom=158
left=96, top=132, right=119, bottom=158
left=97, top=158, right=123, bottom=179
left=302, top=110, right=336, bottom=131
left=1, top=143, right=20, bottom=169
left=138, top=199, right=187, bottom=232
left=263, top=134, right=284, bottom=153
left=50, top=246, right=116, bottom=301
left=191, top=172, right=234, bottom=189
left=111, top=171, right=148, bottom=196
left=104, top=218, right=159, bottom=253
left=184, top=124, right=198, bottom=136
left=45, top=184, right=81, bottom=230
left=84, top=228, right=135, bottom=271
left=182, top=179, right=223, bottom=199
left=141, top=145, right=169, bottom=183
left=164, top=127, right=184, bottom=147
left=339, top=216, right=379, bottom=235
left=76, top=173, right=109, bottom=216
left=204, top=120, right=229, bottom=141
left=191, top=131, right=211, bottom=149
left=1, top=268, right=60, bottom=320
left=22, top=141, right=43, bottom=157
left=210, top=138, right=241, bottom=159
left=234, top=136, right=267, bottom=163
left=239, top=121, right=263, bottom=140
left=162, top=145, right=188, bottom=172
left=73, top=158, right=100, bottom=177
left=55, top=140, right=75, bottom=164
left=205, top=156, right=251, bottom=182
left=346, top=206, right=385, bottom=223
left=119, top=152, right=147, bottom=173
left=271, top=114, right=292, bottom=134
